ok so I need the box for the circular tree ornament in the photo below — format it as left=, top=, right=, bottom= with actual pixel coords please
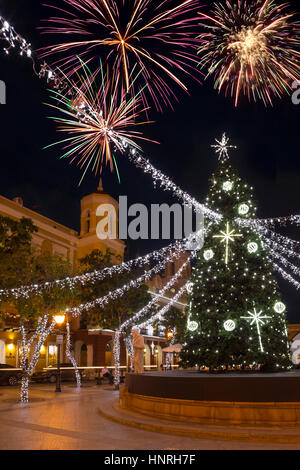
left=187, top=320, right=198, bottom=332
left=247, top=242, right=258, bottom=254
left=223, top=181, right=233, bottom=192
left=186, top=282, right=193, bottom=294
left=223, top=319, right=236, bottom=331
left=274, top=302, right=286, bottom=314
left=204, top=249, right=214, bottom=261
left=238, top=203, right=250, bottom=216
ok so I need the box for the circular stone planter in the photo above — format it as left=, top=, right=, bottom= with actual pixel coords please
left=121, top=371, right=300, bottom=426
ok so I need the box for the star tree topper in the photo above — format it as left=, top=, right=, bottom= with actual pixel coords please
left=211, top=133, right=237, bottom=160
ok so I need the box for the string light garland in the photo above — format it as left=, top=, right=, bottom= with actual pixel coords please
left=0, top=15, right=75, bottom=97
left=138, top=284, right=187, bottom=331
left=245, top=215, right=300, bottom=228
left=0, top=16, right=32, bottom=58
left=238, top=219, right=300, bottom=250
left=262, top=235, right=300, bottom=261
left=264, top=242, right=300, bottom=278
left=69, top=249, right=190, bottom=317
left=0, top=239, right=191, bottom=300
left=113, top=256, right=194, bottom=385
left=273, top=262, right=300, bottom=290
left=66, top=321, right=81, bottom=388
left=127, top=146, right=221, bottom=222
left=19, top=315, right=55, bottom=403
left=237, top=218, right=300, bottom=288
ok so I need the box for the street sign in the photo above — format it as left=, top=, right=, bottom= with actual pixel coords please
left=56, top=335, right=63, bottom=345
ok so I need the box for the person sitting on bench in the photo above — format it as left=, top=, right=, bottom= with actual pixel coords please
left=101, top=366, right=113, bottom=384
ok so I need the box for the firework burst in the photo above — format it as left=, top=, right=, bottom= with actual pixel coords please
left=44, top=61, right=156, bottom=184
left=198, top=0, right=300, bottom=106
left=40, top=0, right=202, bottom=111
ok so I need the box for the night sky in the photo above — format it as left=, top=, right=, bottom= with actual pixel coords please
left=0, top=0, right=299, bottom=322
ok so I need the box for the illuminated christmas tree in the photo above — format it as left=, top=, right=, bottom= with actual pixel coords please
left=180, top=135, right=291, bottom=372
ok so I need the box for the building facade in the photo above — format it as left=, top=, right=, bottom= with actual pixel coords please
left=0, top=183, right=184, bottom=371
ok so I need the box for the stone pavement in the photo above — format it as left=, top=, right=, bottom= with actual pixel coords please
left=0, top=383, right=299, bottom=450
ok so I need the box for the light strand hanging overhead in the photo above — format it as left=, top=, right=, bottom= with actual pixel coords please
left=0, top=15, right=73, bottom=96
left=238, top=219, right=300, bottom=248
left=113, top=255, right=195, bottom=386
left=0, top=238, right=189, bottom=300
left=0, top=16, right=32, bottom=58
left=127, top=147, right=222, bottom=222
left=261, top=234, right=300, bottom=262
left=268, top=249, right=300, bottom=278
left=239, top=215, right=300, bottom=228
left=138, top=283, right=188, bottom=330
left=273, top=262, right=300, bottom=290
left=69, top=248, right=189, bottom=317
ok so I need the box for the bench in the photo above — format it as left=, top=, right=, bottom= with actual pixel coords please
left=96, top=375, right=125, bottom=385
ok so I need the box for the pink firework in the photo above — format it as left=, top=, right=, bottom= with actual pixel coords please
left=40, top=0, right=203, bottom=111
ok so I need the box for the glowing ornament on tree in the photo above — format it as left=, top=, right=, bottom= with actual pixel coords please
left=187, top=319, right=198, bottom=332
left=247, top=242, right=258, bottom=254
left=203, top=249, right=214, bottom=261
left=241, top=308, right=271, bottom=353
left=274, top=302, right=286, bottom=314
left=238, top=204, right=250, bottom=216
left=223, top=181, right=233, bottom=192
left=223, top=319, right=236, bottom=331
left=213, top=222, right=243, bottom=264
left=186, top=282, right=194, bottom=294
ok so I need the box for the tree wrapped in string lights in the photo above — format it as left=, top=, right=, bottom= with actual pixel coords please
left=180, top=135, right=292, bottom=372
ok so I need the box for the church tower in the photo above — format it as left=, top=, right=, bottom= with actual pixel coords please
left=76, top=180, right=125, bottom=263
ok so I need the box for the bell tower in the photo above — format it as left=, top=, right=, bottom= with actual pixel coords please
left=77, top=179, right=125, bottom=263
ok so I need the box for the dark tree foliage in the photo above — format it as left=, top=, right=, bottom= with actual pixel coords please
left=161, top=306, right=187, bottom=345
left=78, top=249, right=151, bottom=331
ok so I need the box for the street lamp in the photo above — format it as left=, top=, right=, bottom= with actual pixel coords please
left=53, top=314, right=66, bottom=393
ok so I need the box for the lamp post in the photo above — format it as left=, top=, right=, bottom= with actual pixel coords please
left=53, top=314, right=66, bottom=392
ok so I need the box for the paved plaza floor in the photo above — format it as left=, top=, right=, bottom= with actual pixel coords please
left=0, top=383, right=299, bottom=450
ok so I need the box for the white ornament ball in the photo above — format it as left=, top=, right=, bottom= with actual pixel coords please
left=204, top=249, right=214, bottom=261
left=188, top=320, right=198, bottom=332
left=186, top=282, right=193, bottom=294
left=238, top=204, right=250, bottom=216
left=224, top=319, right=236, bottom=332
left=223, top=181, right=233, bottom=192
left=274, top=302, right=286, bottom=314
left=247, top=242, right=258, bottom=253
